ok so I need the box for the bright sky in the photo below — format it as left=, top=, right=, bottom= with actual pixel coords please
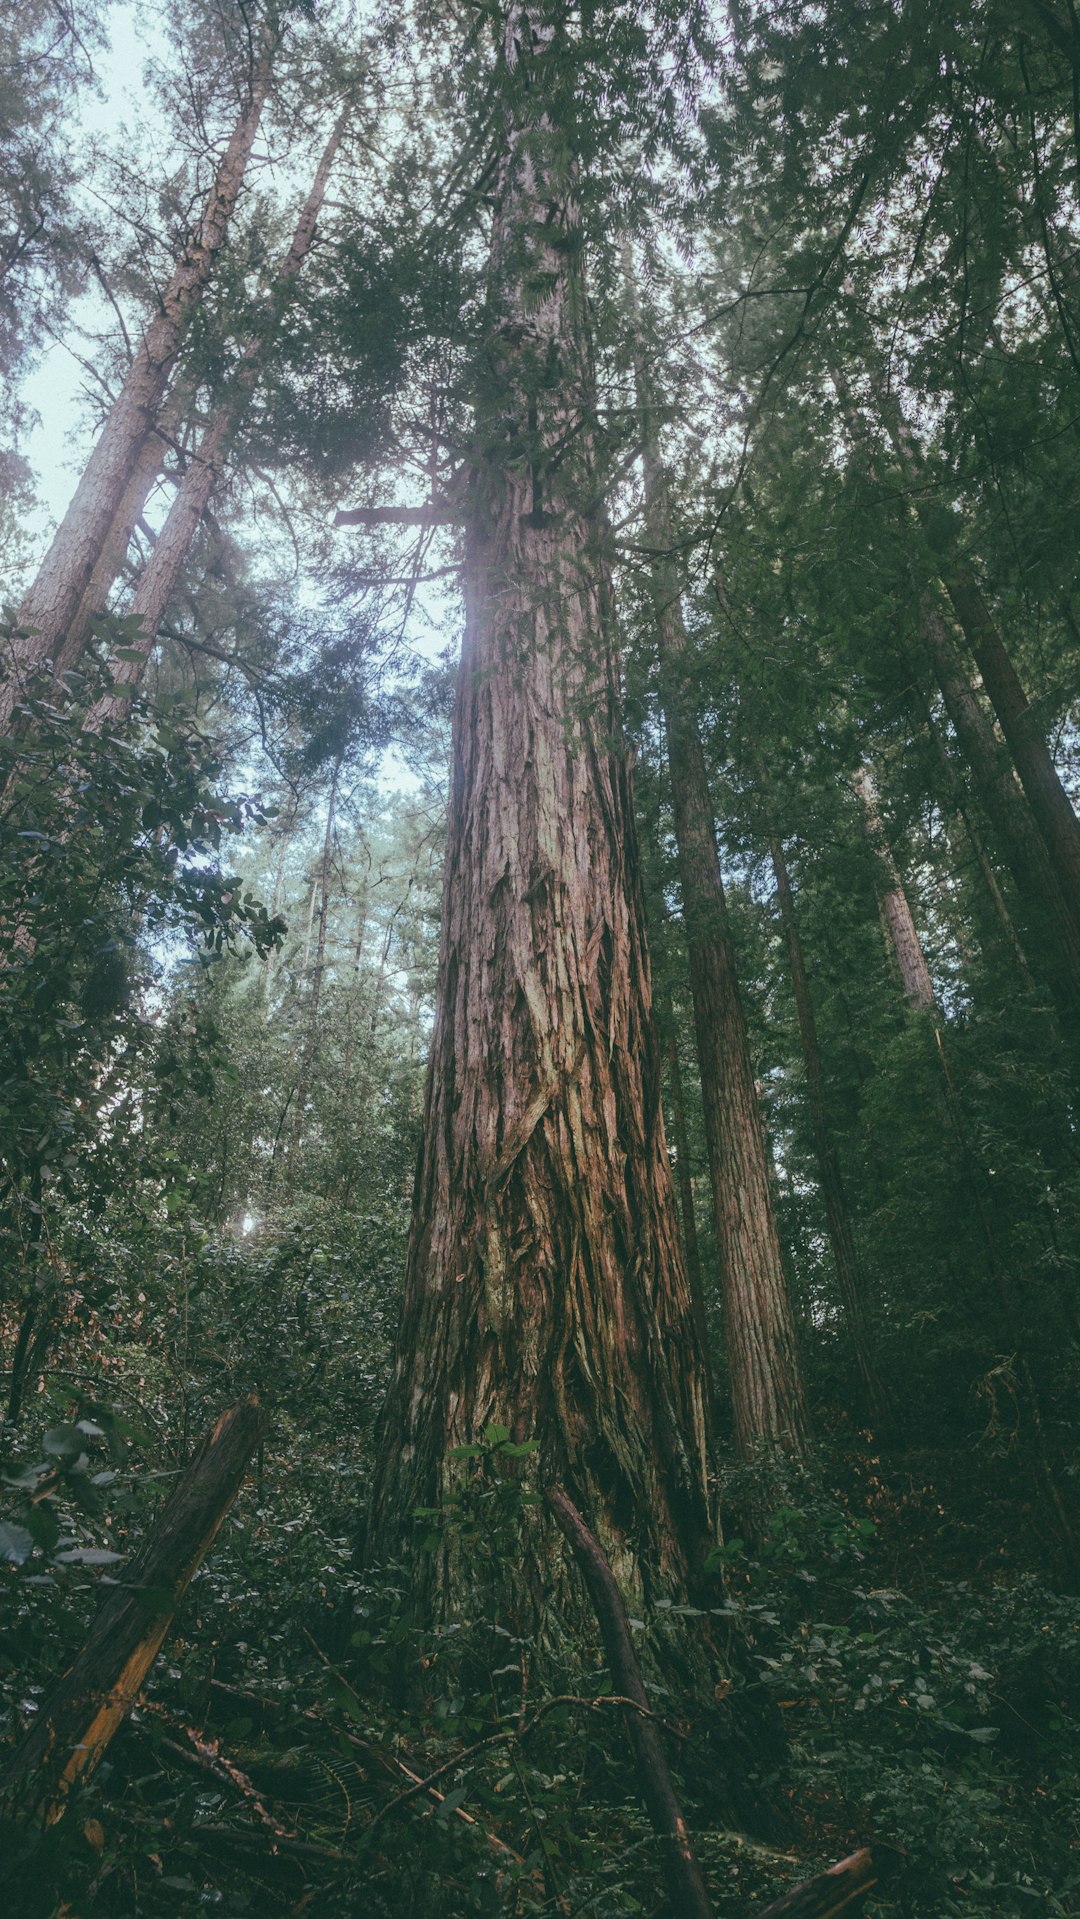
left=13, top=0, right=454, bottom=804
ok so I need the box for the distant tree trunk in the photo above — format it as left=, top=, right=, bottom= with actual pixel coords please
left=286, top=758, right=340, bottom=1192
left=853, top=768, right=937, bottom=1009
left=653, top=968, right=712, bottom=1402
left=340, top=846, right=372, bottom=1083
left=665, top=1021, right=707, bottom=1350
left=865, top=368, right=1080, bottom=954
left=263, top=793, right=299, bottom=1012
left=4, top=39, right=274, bottom=725
left=366, top=4, right=710, bottom=1622
left=835, top=366, right=1080, bottom=1027
left=769, top=835, right=890, bottom=1423
left=85, top=113, right=345, bottom=735
left=850, top=756, right=1079, bottom=1562
left=630, top=307, right=808, bottom=1457
left=5, top=1166, right=45, bottom=1425
left=941, top=564, right=1080, bottom=936
left=913, top=687, right=1036, bottom=987
left=915, top=589, right=1071, bottom=935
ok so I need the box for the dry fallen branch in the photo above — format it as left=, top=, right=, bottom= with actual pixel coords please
left=546, top=1484, right=715, bottom=1919
left=755, top=1848, right=878, bottom=1919
left=1, top=1394, right=268, bottom=1823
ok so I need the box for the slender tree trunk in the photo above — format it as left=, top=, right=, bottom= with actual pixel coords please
left=651, top=959, right=713, bottom=1404
left=835, top=367, right=1080, bottom=1025
left=769, top=836, right=890, bottom=1423
left=664, top=1014, right=707, bottom=1356
left=4, top=39, right=274, bottom=724
left=341, top=855, right=371, bottom=1082
left=546, top=1488, right=715, bottom=1919
left=263, top=800, right=296, bottom=1013
left=365, top=4, right=710, bottom=1622
left=865, top=366, right=1080, bottom=949
left=286, top=759, right=340, bottom=1191
left=630, top=313, right=808, bottom=1457
left=853, top=768, right=937, bottom=1009
left=917, top=592, right=1080, bottom=1027
left=851, top=755, right=1079, bottom=1563
left=85, top=114, right=345, bottom=735
left=59, top=421, right=173, bottom=682
left=941, top=564, right=1080, bottom=935
left=4, top=1164, right=45, bottom=1424
left=914, top=689, right=1036, bottom=986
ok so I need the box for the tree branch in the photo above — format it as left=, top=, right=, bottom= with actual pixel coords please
left=545, top=1485, right=714, bottom=1919
left=333, top=504, right=462, bottom=529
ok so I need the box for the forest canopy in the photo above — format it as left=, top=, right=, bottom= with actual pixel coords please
left=2, top=1, right=1080, bottom=1915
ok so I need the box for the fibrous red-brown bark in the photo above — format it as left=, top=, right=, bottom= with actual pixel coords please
left=365, top=4, right=710, bottom=1620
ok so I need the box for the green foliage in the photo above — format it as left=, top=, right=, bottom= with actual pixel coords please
left=3, top=0, right=1080, bottom=1913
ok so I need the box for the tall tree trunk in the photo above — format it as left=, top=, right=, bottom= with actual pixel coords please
left=263, top=793, right=299, bottom=1013
left=852, top=760, right=1079, bottom=1562
left=918, top=588, right=1080, bottom=1023
left=365, top=4, right=710, bottom=1622
left=853, top=768, right=937, bottom=1009
left=941, top=563, right=1080, bottom=936
left=651, top=961, right=713, bottom=1404
left=286, top=758, right=340, bottom=1192
left=769, top=836, right=890, bottom=1423
left=4, top=35, right=275, bottom=725
left=839, top=373, right=1080, bottom=1027
left=663, top=1012, right=708, bottom=1358
left=865, top=366, right=1080, bottom=948
left=340, top=845, right=371, bottom=1083
left=59, top=419, right=174, bottom=682
left=85, top=113, right=345, bottom=735
left=913, top=687, right=1037, bottom=987
left=630, top=307, right=808, bottom=1457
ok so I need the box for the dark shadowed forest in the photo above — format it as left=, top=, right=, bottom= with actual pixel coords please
left=2, top=1, right=1080, bottom=1913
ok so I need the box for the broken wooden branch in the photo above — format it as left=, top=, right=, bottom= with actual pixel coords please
left=1, top=1393, right=269, bottom=1822
left=546, top=1485, right=714, bottom=1919
left=756, top=1848, right=877, bottom=1919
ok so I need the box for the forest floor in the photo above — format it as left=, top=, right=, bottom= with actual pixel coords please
left=3, top=1321, right=1079, bottom=1919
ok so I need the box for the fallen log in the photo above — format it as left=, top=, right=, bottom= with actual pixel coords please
left=546, top=1484, right=714, bottom=1919
left=756, top=1848, right=877, bottom=1918
left=1, top=1392, right=268, bottom=1822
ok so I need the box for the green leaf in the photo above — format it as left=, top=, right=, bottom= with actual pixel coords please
left=43, top=1426, right=87, bottom=1459
left=55, top=1546, right=124, bottom=1566
left=0, top=1519, right=33, bottom=1565
left=437, top=1786, right=468, bottom=1819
